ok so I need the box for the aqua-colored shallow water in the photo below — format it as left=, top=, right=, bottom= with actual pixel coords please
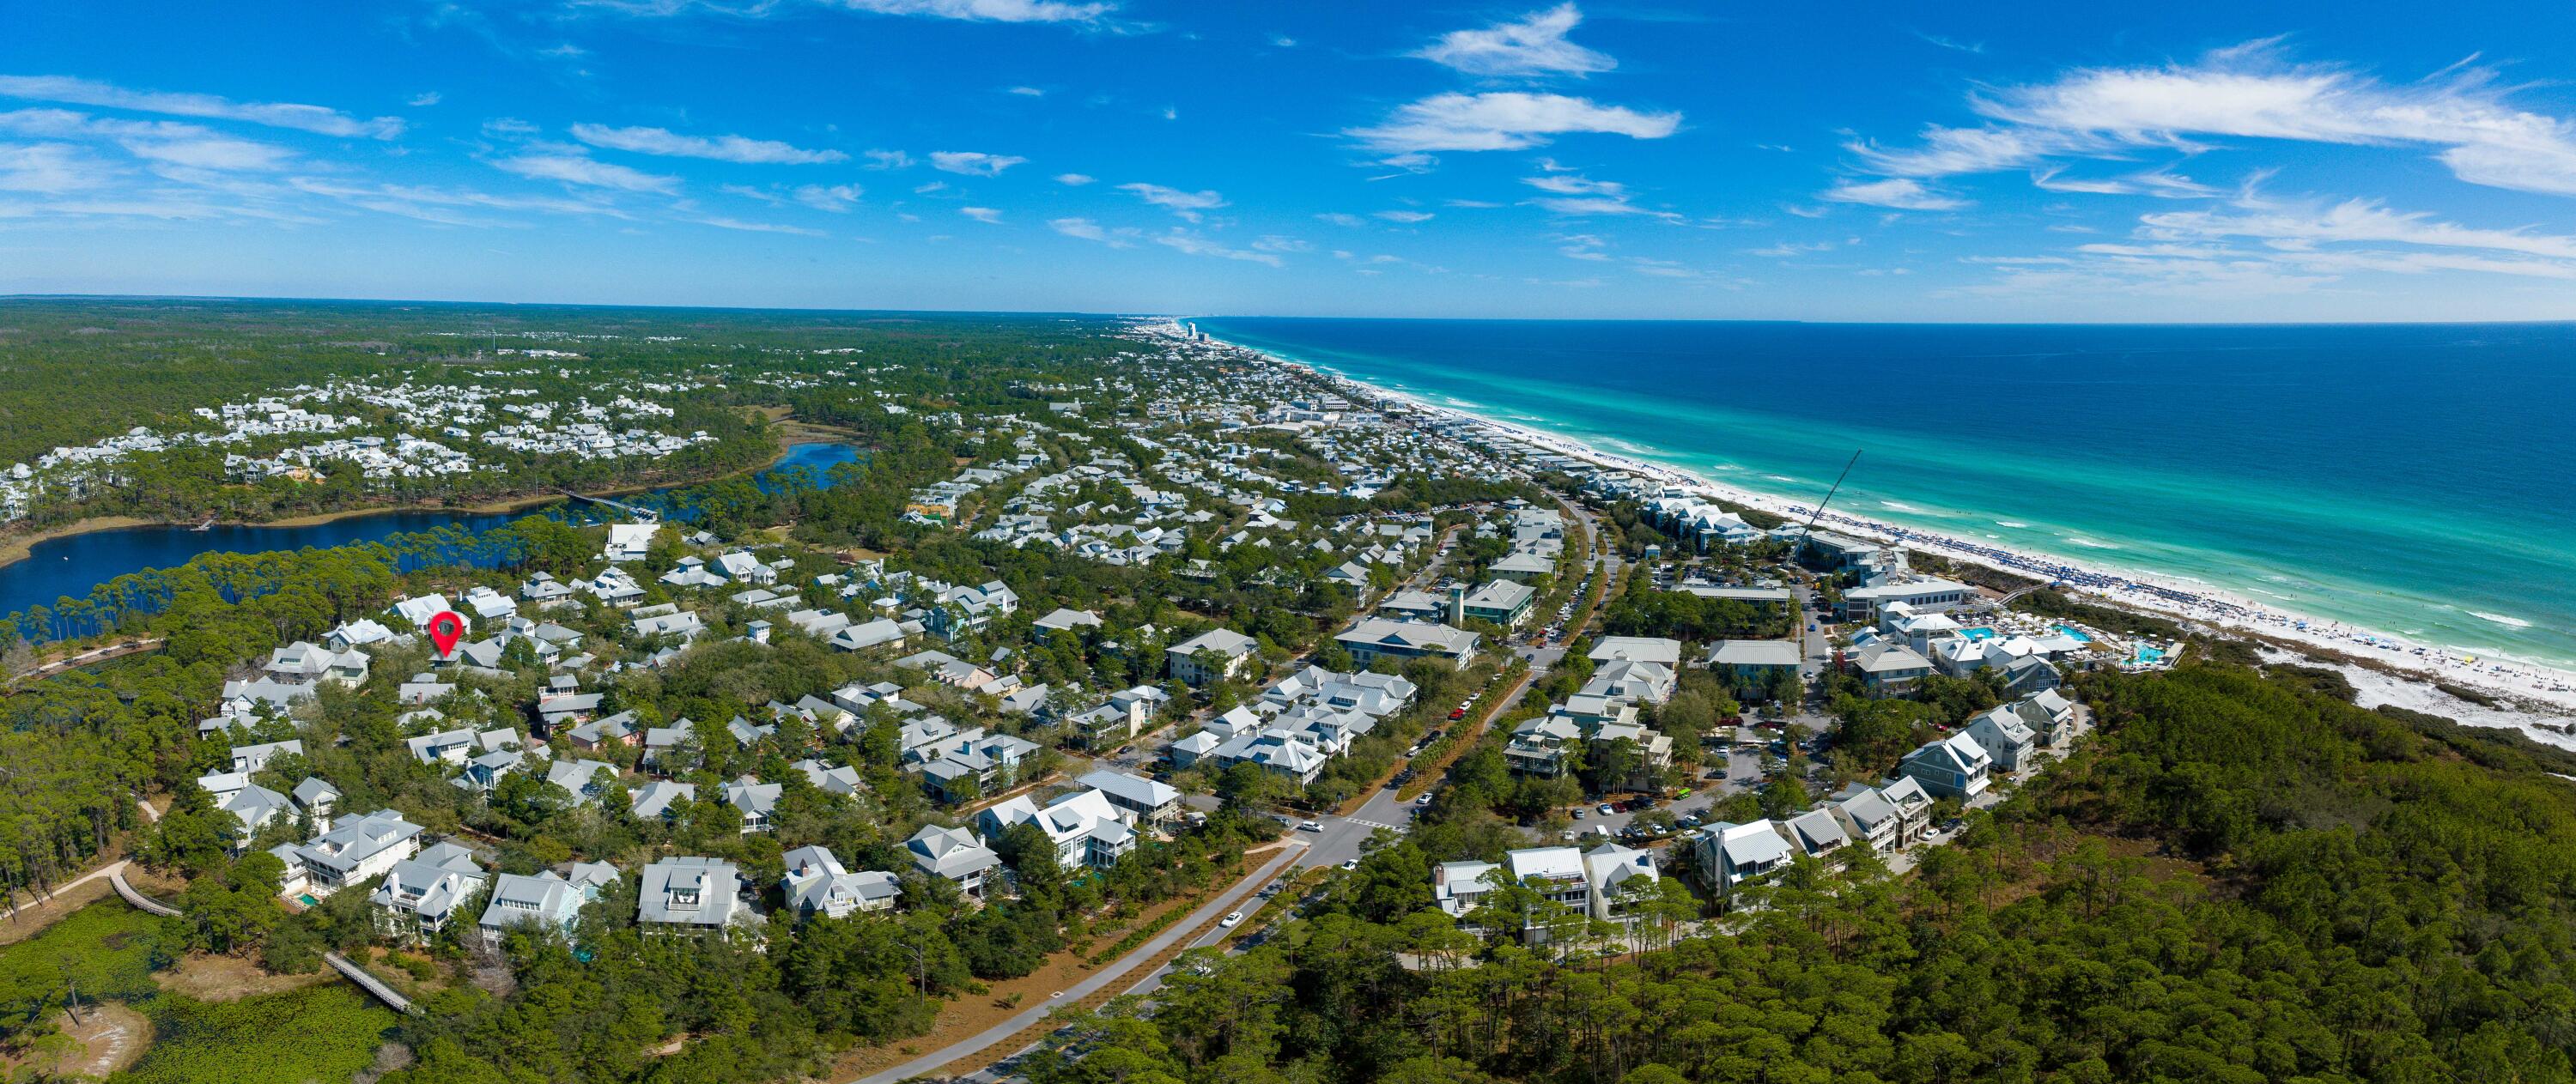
left=1199, top=317, right=2576, bottom=669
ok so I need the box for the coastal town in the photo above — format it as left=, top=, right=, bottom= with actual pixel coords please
left=2, top=306, right=2568, bottom=1084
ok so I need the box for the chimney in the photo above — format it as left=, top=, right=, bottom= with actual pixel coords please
left=1446, top=584, right=1467, bottom=627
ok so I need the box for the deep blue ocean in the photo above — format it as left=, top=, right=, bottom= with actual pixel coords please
left=1199, top=318, right=2576, bottom=669
left=0, top=441, right=862, bottom=621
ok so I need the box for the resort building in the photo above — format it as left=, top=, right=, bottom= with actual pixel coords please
left=1335, top=619, right=1479, bottom=669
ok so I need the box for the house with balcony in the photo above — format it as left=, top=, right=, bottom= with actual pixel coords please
left=781, top=845, right=902, bottom=920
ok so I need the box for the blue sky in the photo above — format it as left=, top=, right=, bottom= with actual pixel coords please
left=7, top=0, right=2576, bottom=320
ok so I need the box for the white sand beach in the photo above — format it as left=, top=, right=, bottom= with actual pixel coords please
left=1186, top=323, right=2576, bottom=745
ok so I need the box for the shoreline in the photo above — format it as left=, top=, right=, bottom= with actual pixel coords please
left=1180, top=322, right=2576, bottom=736
left=0, top=421, right=859, bottom=574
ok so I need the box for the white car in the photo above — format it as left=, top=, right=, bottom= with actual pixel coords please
left=1219, top=911, right=1243, bottom=928
left=1297, top=820, right=1322, bottom=833
left=1339, top=858, right=1359, bottom=871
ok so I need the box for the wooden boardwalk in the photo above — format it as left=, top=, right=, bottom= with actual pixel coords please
left=108, top=870, right=178, bottom=918
left=324, top=952, right=418, bottom=1014
left=112, top=869, right=416, bottom=1014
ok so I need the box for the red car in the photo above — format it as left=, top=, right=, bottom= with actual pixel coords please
left=1448, top=706, right=1467, bottom=720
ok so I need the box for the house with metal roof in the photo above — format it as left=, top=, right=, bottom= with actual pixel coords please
left=637, top=856, right=753, bottom=934
left=906, top=825, right=1000, bottom=899
left=781, top=845, right=902, bottom=920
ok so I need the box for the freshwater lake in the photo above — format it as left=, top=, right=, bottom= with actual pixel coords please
left=0, top=440, right=861, bottom=619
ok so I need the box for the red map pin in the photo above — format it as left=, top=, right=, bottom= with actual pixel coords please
left=426, top=611, right=467, bottom=659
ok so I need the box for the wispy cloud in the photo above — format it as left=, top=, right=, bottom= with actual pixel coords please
left=0, top=74, right=404, bottom=139
left=814, top=0, right=1113, bottom=23
left=1005, top=86, right=1046, bottom=97
left=571, top=123, right=846, bottom=164
left=0, top=109, right=299, bottom=172
left=1117, top=182, right=1224, bottom=221
left=930, top=150, right=1025, bottom=176
left=1351, top=92, right=1679, bottom=155
left=1416, top=3, right=1614, bottom=78
left=1314, top=212, right=1366, bottom=227
left=1821, top=177, right=1964, bottom=211
left=1850, top=40, right=2576, bottom=198
left=408, top=91, right=443, bottom=107
left=1053, top=173, right=1095, bottom=185
left=1520, top=172, right=1678, bottom=218
left=959, top=204, right=1003, bottom=223
left=1155, top=227, right=1282, bottom=266
left=1375, top=209, right=1433, bottom=223
left=863, top=148, right=914, bottom=169
left=794, top=183, right=864, bottom=211
left=683, top=213, right=827, bottom=236
left=1048, top=216, right=1136, bottom=245
left=491, top=151, right=680, bottom=193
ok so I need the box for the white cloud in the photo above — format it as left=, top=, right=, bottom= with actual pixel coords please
left=483, top=118, right=539, bottom=139
left=570, top=123, right=846, bottom=164
left=1054, top=173, right=1095, bottom=185
left=1748, top=239, right=1837, bottom=257
left=1118, top=182, right=1225, bottom=221
left=1445, top=198, right=1504, bottom=209
left=684, top=214, right=826, bottom=236
left=1519, top=173, right=1678, bottom=219
left=1048, top=216, right=1137, bottom=246
left=815, top=0, right=1111, bottom=22
left=1252, top=235, right=1309, bottom=252
left=1154, top=228, right=1283, bottom=266
left=1375, top=209, right=1433, bottom=223
left=0, top=109, right=296, bottom=172
left=1006, top=86, right=1046, bottom=97
left=930, top=150, right=1025, bottom=176
left=1314, top=212, right=1366, bottom=227
left=1820, top=177, right=1965, bottom=211
left=1417, top=3, right=1613, bottom=78
left=1854, top=41, right=2576, bottom=198
left=1555, top=233, right=1609, bottom=261
left=0, top=74, right=404, bottom=138
left=0, top=142, right=113, bottom=194
left=1349, top=92, right=1680, bottom=154
left=959, top=205, right=1003, bottom=223
left=491, top=152, right=679, bottom=193
left=794, top=183, right=864, bottom=211
left=409, top=92, right=443, bottom=107
left=864, top=148, right=914, bottom=169
left=2142, top=198, right=2576, bottom=262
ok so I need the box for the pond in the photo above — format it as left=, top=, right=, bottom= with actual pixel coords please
left=0, top=439, right=862, bottom=619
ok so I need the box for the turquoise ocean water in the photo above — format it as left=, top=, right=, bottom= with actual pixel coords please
left=1196, top=318, right=2576, bottom=670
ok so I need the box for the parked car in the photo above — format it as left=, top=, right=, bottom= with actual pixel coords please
left=1297, top=820, right=1323, bottom=833
left=1571, top=808, right=1586, bottom=821
left=1597, top=803, right=1616, bottom=815
left=1339, top=858, right=1360, bottom=871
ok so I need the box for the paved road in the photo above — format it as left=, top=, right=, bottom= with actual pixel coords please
left=848, top=842, right=1306, bottom=1084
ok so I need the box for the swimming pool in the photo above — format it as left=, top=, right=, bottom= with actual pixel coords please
left=1962, top=627, right=1998, bottom=641
left=2130, top=645, right=2166, bottom=665
left=2053, top=625, right=2093, bottom=644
